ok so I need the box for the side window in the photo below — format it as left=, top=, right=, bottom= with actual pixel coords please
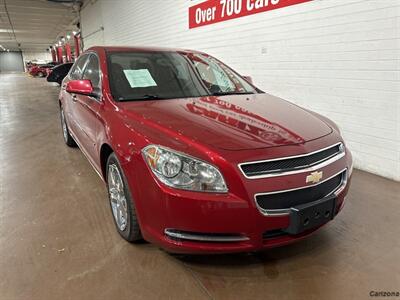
left=69, top=54, right=89, bottom=80
left=82, top=54, right=101, bottom=90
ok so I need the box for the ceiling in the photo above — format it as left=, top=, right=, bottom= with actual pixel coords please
left=0, top=0, right=79, bottom=52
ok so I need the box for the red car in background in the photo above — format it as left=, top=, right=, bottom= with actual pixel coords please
left=29, top=63, right=56, bottom=77
left=59, top=46, right=353, bottom=254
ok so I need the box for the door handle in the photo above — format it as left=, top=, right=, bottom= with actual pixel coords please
left=72, top=95, right=78, bottom=102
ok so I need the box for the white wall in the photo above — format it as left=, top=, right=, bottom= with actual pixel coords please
left=81, top=0, right=400, bottom=181
left=22, top=51, right=52, bottom=63
left=80, top=0, right=104, bottom=49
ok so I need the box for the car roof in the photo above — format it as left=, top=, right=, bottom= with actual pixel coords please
left=86, top=46, right=205, bottom=55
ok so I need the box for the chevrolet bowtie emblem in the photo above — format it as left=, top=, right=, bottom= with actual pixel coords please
left=306, top=171, right=323, bottom=184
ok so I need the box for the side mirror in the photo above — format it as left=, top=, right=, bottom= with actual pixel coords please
left=243, top=76, right=253, bottom=84
left=66, top=79, right=94, bottom=96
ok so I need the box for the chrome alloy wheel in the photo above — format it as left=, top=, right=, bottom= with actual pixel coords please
left=60, top=108, right=68, bottom=142
left=108, top=164, right=128, bottom=231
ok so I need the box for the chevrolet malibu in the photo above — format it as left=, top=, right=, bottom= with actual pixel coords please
left=59, top=46, right=353, bottom=254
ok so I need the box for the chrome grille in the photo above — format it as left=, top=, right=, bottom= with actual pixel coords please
left=239, top=143, right=344, bottom=178
left=254, top=169, right=347, bottom=216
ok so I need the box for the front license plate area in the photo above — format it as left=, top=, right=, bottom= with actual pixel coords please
left=284, top=195, right=337, bottom=235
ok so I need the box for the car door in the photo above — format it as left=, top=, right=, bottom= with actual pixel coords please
left=73, top=53, right=103, bottom=167
left=62, top=54, right=90, bottom=141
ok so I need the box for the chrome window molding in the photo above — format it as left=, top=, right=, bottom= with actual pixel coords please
left=238, top=142, right=345, bottom=179
left=254, top=168, right=348, bottom=216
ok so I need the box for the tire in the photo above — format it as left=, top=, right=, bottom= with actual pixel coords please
left=106, top=153, right=142, bottom=242
left=60, top=105, right=77, bottom=147
left=37, top=71, right=44, bottom=77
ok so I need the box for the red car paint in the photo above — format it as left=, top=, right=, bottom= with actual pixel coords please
left=29, top=64, right=53, bottom=77
left=59, top=46, right=353, bottom=254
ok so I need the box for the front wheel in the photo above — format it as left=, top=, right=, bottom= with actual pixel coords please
left=106, top=153, right=142, bottom=242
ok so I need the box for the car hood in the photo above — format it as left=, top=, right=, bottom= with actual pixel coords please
left=118, top=93, right=333, bottom=151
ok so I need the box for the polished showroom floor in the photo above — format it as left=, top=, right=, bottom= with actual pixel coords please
left=0, top=73, right=399, bottom=300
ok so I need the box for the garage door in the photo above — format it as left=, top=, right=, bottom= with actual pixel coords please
left=0, top=51, right=24, bottom=72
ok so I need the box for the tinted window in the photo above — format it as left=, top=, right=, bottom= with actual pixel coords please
left=82, top=54, right=101, bottom=90
left=70, top=54, right=89, bottom=80
left=107, top=51, right=258, bottom=101
left=50, top=63, right=73, bottom=83
left=59, top=63, right=73, bottom=72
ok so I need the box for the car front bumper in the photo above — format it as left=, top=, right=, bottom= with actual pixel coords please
left=125, top=144, right=353, bottom=254
left=148, top=181, right=349, bottom=254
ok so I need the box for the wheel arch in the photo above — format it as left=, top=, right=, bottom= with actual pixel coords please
left=100, top=143, right=114, bottom=181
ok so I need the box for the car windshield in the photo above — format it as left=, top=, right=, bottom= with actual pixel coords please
left=107, top=51, right=258, bottom=101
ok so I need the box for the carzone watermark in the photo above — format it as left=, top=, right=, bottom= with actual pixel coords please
left=189, top=0, right=312, bottom=29
left=370, top=291, right=400, bottom=297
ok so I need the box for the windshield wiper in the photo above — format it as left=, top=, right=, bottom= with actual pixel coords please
left=119, top=94, right=165, bottom=101
left=210, top=91, right=256, bottom=96
left=137, top=94, right=165, bottom=100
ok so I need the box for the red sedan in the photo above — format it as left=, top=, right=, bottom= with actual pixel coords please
left=29, top=63, right=55, bottom=77
left=59, top=46, right=353, bottom=254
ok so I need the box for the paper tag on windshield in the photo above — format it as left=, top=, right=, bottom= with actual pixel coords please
left=123, top=69, right=157, bottom=88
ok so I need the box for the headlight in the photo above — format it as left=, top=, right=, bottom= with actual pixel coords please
left=142, top=145, right=228, bottom=193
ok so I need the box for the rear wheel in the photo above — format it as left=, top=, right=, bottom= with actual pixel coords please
left=106, top=153, right=142, bottom=242
left=60, top=105, right=76, bottom=147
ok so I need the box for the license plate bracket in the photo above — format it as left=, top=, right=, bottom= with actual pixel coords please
left=284, top=195, right=337, bottom=235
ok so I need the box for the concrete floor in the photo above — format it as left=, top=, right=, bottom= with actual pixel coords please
left=0, top=73, right=399, bottom=300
